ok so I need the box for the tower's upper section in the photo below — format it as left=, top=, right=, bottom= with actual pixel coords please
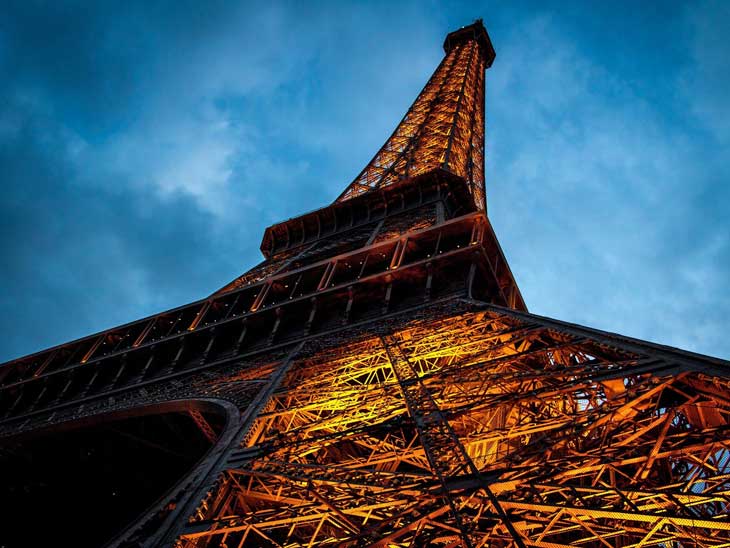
left=443, top=18, right=495, bottom=64
left=336, top=19, right=494, bottom=210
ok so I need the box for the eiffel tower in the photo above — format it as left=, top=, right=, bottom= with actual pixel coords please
left=2, top=19, right=729, bottom=548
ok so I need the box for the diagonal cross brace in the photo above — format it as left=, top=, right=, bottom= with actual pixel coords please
left=380, top=333, right=526, bottom=548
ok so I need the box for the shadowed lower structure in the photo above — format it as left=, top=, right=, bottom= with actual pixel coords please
left=1, top=19, right=729, bottom=548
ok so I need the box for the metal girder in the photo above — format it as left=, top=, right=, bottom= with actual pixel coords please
left=337, top=22, right=488, bottom=209
left=174, top=305, right=730, bottom=547
left=0, top=212, right=526, bottom=430
left=1, top=18, right=728, bottom=548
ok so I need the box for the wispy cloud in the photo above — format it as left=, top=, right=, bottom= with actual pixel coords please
left=683, top=0, right=730, bottom=145
left=486, top=9, right=729, bottom=357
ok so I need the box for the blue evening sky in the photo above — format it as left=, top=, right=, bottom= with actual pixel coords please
left=1, top=1, right=728, bottom=362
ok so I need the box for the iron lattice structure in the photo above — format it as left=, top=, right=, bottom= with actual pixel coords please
left=336, top=22, right=492, bottom=209
left=1, top=19, right=729, bottom=548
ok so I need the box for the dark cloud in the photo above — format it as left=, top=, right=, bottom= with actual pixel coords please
left=485, top=4, right=730, bottom=357
left=0, top=91, right=232, bottom=357
left=1, top=1, right=728, bottom=362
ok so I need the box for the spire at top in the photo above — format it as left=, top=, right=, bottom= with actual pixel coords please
left=443, top=19, right=495, bottom=67
left=336, top=19, right=495, bottom=210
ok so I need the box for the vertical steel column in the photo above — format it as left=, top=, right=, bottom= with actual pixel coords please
left=381, top=333, right=526, bottom=548
left=140, top=342, right=305, bottom=548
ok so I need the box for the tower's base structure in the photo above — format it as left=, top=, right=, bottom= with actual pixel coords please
left=2, top=20, right=729, bottom=548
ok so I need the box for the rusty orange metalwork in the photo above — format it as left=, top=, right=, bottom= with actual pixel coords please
left=0, top=19, right=728, bottom=548
left=337, top=21, right=492, bottom=210
left=176, top=307, right=730, bottom=547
